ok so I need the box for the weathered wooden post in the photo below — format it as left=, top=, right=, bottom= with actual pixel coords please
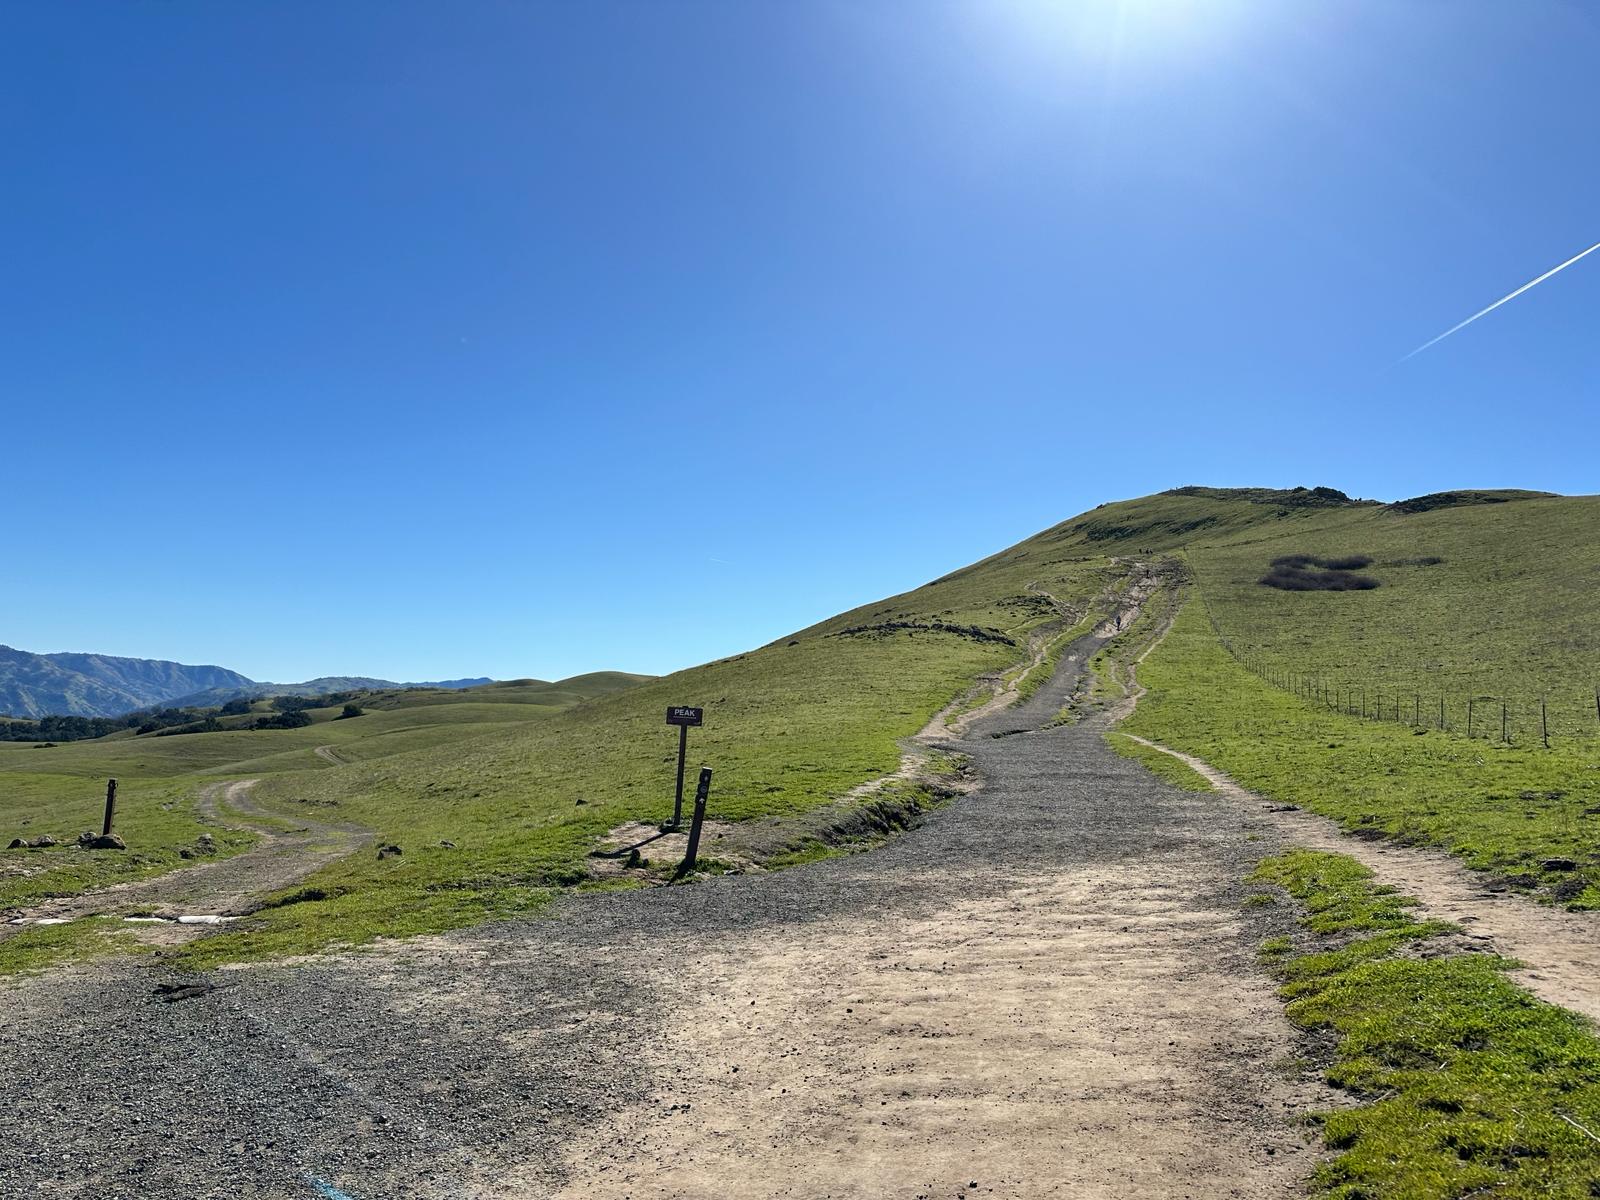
left=1467, top=698, right=1474, bottom=739
left=1502, top=699, right=1508, bottom=743
left=677, top=767, right=714, bottom=879
left=102, top=779, right=118, bottom=837
left=1542, top=697, right=1549, bottom=748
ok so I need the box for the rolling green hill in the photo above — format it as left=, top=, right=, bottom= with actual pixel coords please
left=6, top=484, right=1598, bottom=968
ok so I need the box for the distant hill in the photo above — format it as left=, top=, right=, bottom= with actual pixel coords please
left=0, top=645, right=253, bottom=719
left=167, top=676, right=496, bottom=708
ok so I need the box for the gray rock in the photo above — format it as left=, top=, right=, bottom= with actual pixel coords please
left=85, top=834, right=126, bottom=851
left=28, top=835, right=57, bottom=848
left=6, top=838, right=24, bottom=849
left=1542, top=857, right=1579, bottom=872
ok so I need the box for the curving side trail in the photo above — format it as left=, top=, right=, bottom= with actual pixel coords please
left=1, top=779, right=371, bottom=941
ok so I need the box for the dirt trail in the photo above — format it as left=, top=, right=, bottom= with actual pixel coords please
left=1, top=779, right=371, bottom=942
left=1123, top=733, right=1600, bottom=1023
left=485, top=599, right=1327, bottom=1199
left=0, top=579, right=1329, bottom=1198
left=531, top=864, right=1318, bottom=1200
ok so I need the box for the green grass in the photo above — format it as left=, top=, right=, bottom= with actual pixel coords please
left=1124, top=599, right=1600, bottom=907
left=1103, top=732, right=1212, bottom=792
left=1186, top=493, right=1600, bottom=740
left=1254, top=849, right=1600, bottom=1199
left=0, top=917, right=155, bottom=977
left=165, top=538, right=1131, bottom=964
left=0, top=675, right=643, bottom=912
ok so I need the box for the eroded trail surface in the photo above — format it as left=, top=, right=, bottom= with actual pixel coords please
left=1, top=780, right=371, bottom=941
left=0, top=628, right=1325, bottom=1199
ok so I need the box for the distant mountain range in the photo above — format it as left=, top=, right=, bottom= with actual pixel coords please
left=0, top=644, right=491, bottom=718
left=165, top=677, right=493, bottom=709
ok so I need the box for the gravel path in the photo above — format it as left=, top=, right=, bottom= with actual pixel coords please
left=0, top=629, right=1324, bottom=1200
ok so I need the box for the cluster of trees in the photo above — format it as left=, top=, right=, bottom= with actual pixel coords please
left=3, top=688, right=371, bottom=743
left=0, top=706, right=214, bottom=742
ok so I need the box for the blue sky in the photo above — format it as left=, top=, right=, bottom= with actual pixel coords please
left=4, top=1, right=1596, bottom=683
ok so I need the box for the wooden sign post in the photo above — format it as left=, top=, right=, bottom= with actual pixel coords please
left=678, top=767, right=714, bottom=879
left=665, top=706, right=703, bottom=829
left=102, top=779, right=118, bottom=837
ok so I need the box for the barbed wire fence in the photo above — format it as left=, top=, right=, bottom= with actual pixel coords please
left=1202, top=606, right=1600, bottom=748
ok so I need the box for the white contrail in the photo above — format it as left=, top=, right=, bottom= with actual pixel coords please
left=1402, top=239, right=1600, bottom=361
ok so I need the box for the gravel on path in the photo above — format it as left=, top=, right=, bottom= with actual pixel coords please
left=0, top=626, right=1325, bottom=1200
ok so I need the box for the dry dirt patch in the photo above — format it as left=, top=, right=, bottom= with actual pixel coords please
left=490, top=855, right=1320, bottom=1200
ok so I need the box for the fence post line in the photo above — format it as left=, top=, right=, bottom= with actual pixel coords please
left=1502, top=699, right=1508, bottom=743
left=1439, top=695, right=1445, bottom=730
left=1468, top=697, right=1474, bottom=739
left=1542, top=697, right=1549, bottom=749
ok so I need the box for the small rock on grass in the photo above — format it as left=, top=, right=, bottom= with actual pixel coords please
left=85, top=834, right=126, bottom=850
left=377, top=844, right=403, bottom=860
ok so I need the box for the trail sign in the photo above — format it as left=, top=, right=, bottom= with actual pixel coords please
left=665, top=706, right=704, bottom=827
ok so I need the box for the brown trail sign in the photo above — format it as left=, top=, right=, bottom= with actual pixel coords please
left=665, top=707, right=703, bottom=829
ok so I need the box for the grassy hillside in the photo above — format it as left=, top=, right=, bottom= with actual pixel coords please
left=0, top=673, right=644, bottom=912
left=1186, top=493, right=1600, bottom=739
left=9, top=483, right=1599, bottom=968
left=183, top=548, right=1132, bottom=964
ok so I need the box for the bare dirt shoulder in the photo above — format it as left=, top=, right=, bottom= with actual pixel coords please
left=1120, top=732, right=1600, bottom=1024
left=1109, top=604, right=1600, bottom=1026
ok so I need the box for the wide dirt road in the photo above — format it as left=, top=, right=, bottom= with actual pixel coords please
left=0, top=632, right=1322, bottom=1200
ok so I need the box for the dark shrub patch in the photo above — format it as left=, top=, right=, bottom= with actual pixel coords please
left=1261, top=552, right=1380, bottom=591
